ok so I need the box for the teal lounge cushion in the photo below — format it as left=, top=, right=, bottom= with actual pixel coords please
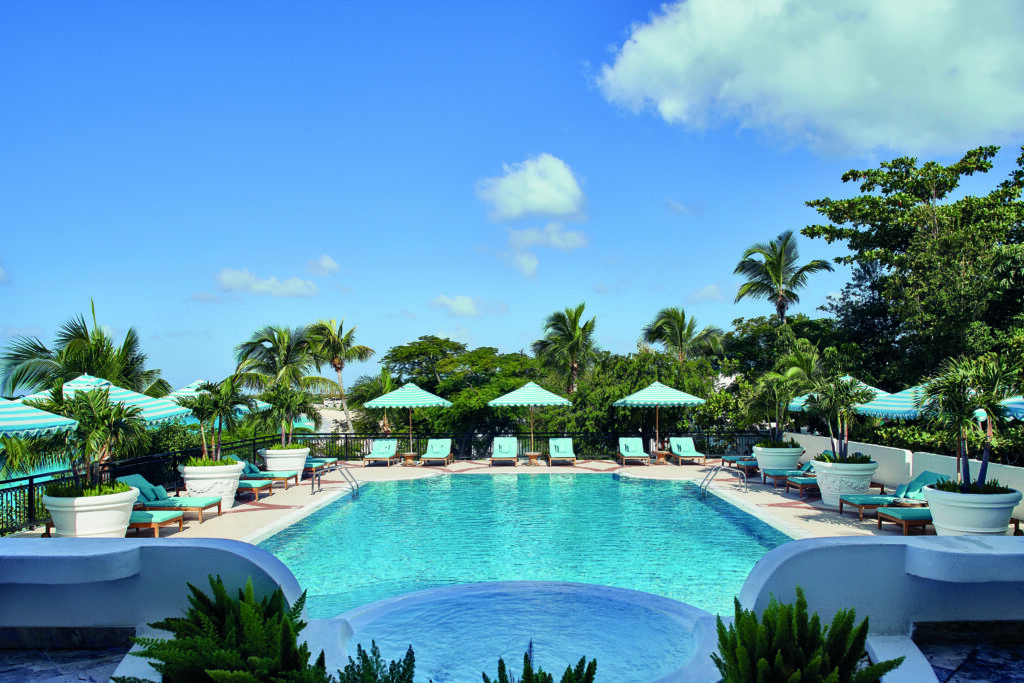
left=763, top=468, right=804, bottom=477
left=878, top=506, right=932, bottom=521
left=894, top=484, right=908, bottom=498
left=117, top=474, right=158, bottom=502
left=248, top=470, right=297, bottom=478
left=721, top=455, right=746, bottom=463
left=788, top=476, right=818, bottom=485
left=840, top=494, right=897, bottom=506
left=152, top=485, right=169, bottom=500
left=144, top=495, right=221, bottom=508
left=130, top=510, right=182, bottom=524
left=237, top=480, right=269, bottom=489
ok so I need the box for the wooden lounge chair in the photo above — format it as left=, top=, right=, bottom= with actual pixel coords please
left=44, top=509, right=186, bottom=538
left=117, top=474, right=222, bottom=523
left=721, top=454, right=749, bottom=468
left=735, top=459, right=760, bottom=478
left=785, top=475, right=819, bottom=498
left=762, top=462, right=813, bottom=487
left=361, top=439, right=399, bottom=467
left=236, top=479, right=273, bottom=501
left=420, top=438, right=453, bottom=466
left=667, top=437, right=713, bottom=465
left=225, top=457, right=299, bottom=489
left=547, top=437, right=576, bottom=466
left=839, top=471, right=948, bottom=520
left=306, top=456, right=341, bottom=475
left=877, top=506, right=933, bottom=535
left=617, top=437, right=650, bottom=466
left=490, top=437, right=519, bottom=466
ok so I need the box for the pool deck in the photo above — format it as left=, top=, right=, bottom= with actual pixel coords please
left=29, top=457, right=919, bottom=543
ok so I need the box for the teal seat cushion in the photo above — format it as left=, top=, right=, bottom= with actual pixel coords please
left=144, top=495, right=221, bottom=508
left=840, top=494, right=897, bottom=506
left=152, top=485, right=169, bottom=500
left=878, top=506, right=932, bottom=521
left=894, top=484, right=908, bottom=498
left=117, top=474, right=158, bottom=502
left=721, top=455, right=746, bottom=463
left=248, top=470, right=297, bottom=478
left=237, top=480, right=269, bottom=489
left=129, top=510, right=182, bottom=524
left=788, top=476, right=817, bottom=485
left=763, top=468, right=803, bottom=477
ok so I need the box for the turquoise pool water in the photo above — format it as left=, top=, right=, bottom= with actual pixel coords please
left=260, top=473, right=789, bottom=618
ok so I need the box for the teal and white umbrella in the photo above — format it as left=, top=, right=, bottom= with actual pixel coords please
left=488, top=381, right=570, bottom=452
left=1002, top=397, right=1024, bottom=420
left=789, top=375, right=889, bottom=412
left=855, top=384, right=985, bottom=421
left=20, top=374, right=190, bottom=426
left=613, top=381, right=705, bottom=448
left=365, top=383, right=452, bottom=451
left=0, top=397, right=78, bottom=438
left=169, top=380, right=271, bottom=412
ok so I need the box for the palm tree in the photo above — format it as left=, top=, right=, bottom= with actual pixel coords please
left=641, top=307, right=723, bottom=363
left=0, top=302, right=171, bottom=397
left=262, top=385, right=323, bottom=446
left=308, top=319, right=375, bottom=434
left=733, top=230, right=834, bottom=324
left=745, top=371, right=800, bottom=442
left=805, top=377, right=875, bottom=458
left=176, top=393, right=217, bottom=459
left=349, top=368, right=396, bottom=433
left=531, top=303, right=598, bottom=394
left=234, top=325, right=338, bottom=395
left=970, top=354, right=1020, bottom=485
left=200, top=377, right=256, bottom=459
left=917, top=357, right=985, bottom=487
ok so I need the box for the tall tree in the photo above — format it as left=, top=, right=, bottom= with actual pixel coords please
left=531, top=303, right=598, bottom=394
left=200, top=377, right=256, bottom=459
left=641, top=306, right=723, bottom=363
left=0, top=302, right=171, bottom=397
left=234, top=325, right=338, bottom=394
left=308, top=319, right=375, bottom=434
left=733, top=230, right=834, bottom=324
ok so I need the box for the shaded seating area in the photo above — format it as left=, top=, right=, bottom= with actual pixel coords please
left=547, top=437, right=576, bottom=465
left=490, top=437, right=519, bottom=466
left=117, top=474, right=222, bottom=523
left=224, top=457, right=299, bottom=489
left=667, top=437, right=712, bottom=465
left=839, top=471, right=948, bottom=521
left=420, top=438, right=453, bottom=466
left=762, top=462, right=812, bottom=487
left=361, top=439, right=399, bottom=467
left=617, top=437, right=650, bottom=466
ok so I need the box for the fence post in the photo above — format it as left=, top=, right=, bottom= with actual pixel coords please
left=27, top=476, right=36, bottom=529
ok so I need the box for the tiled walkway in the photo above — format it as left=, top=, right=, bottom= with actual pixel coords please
left=0, top=647, right=128, bottom=682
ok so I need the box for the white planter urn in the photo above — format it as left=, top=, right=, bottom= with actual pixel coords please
left=43, top=486, right=139, bottom=538
left=752, top=446, right=804, bottom=471
left=260, top=446, right=310, bottom=473
left=813, top=460, right=879, bottom=508
left=922, top=485, right=1023, bottom=535
left=178, top=461, right=245, bottom=507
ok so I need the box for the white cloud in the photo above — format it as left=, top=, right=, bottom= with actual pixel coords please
left=476, top=154, right=585, bottom=221
left=0, top=325, right=44, bottom=338
left=0, top=263, right=9, bottom=284
left=307, top=254, right=339, bottom=275
left=510, top=251, right=539, bottom=277
left=687, top=284, right=725, bottom=304
left=665, top=199, right=691, bottom=215
left=216, top=268, right=318, bottom=298
left=598, top=0, right=1024, bottom=153
left=509, top=222, right=588, bottom=251
left=431, top=294, right=509, bottom=318
left=190, top=292, right=223, bottom=303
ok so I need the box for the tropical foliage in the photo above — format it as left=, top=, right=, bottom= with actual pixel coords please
left=531, top=303, right=598, bottom=394
left=641, top=306, right=723, bottom=362
left=235, top=325, right=338, bottom=395
left=734, top=230, right=833, bottom=324
left=309, top=318, right=374, bottom=434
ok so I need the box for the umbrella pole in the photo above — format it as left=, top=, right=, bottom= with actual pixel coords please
left=656, top=406, right=660, bottom=451
left=409, top=408, right=413, bottom=453
left=530, top=406, right=534, bottom=452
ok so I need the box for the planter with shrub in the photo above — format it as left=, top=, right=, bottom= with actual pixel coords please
left=923, top=478, right=1022, bottom=535
left=260, top=443, right=311, bottom=473
left=752, top=438, right=805, bottom=471
left=812, top=451, right=879, bottom=509
left=42, top=480, right=138, bottom=538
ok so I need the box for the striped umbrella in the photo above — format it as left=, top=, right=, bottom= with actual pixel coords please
left=788, top=375, right=889, bottom=412
left=854, top=384, right=986, bottom=421
left=488, top=382, right=570, bottom=452
left=1002, top=397, right=1024, bottom=420
left=19, top=374, right=190, bottom=426
left=365, top=383, right=452, bottom=452
left=613, top=381, right=705, bottom=448
left=0, top=397, right=78, bottom=438
left=168, top=379, right=272, bottom=412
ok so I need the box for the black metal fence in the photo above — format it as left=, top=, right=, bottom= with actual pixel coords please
left=0, top=429, right=766, bottom=536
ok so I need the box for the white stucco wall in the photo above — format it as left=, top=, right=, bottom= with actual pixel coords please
left=784, top=432, right=912, bottom=488
left=912, top=451, right=1024, bottom=519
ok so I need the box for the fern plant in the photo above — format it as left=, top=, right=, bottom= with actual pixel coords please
left=482, top=641, right=597, bottom=683
left=336, top=640, right=414, bottom=683
left=113, top=575, right=333, bottom=683
left=712, top=587, right=903, bottom=682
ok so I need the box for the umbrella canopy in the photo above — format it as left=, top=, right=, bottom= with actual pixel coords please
left=19, top=374, right=191, bottom=426
left=613, top=381, right=705, bottom=448
left=488, top=382, right=570, bottom=452
left=1002, top=397, right=1024, bottom=420
left=365, top=383, right=452, bottom=452
left=854, top=384, right=986, bottom=421
left=168, top=379, right=271, bottom=412
left=0, top=397, right=78, bottom=438
left=788, top=375, right=889, bottom=412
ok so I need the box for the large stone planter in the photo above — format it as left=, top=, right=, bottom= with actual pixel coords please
left=922, top=485, right=1023, bottom=535
left=259, top=447, right=310, bottom=473
left=42, top=486, right=139, bottom=538
left=813, top=460, right=879, bottom=508
left=753, top=446, right=804, bottom=471
left=178, top=461, right=244, bottom=507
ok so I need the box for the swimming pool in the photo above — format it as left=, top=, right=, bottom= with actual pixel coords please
left=260, top=473, right=789, bottom=618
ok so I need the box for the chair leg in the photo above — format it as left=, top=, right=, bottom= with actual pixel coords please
left=153, top=524, right=160, bottom=539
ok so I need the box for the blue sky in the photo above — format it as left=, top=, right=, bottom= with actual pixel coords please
left=2, top=1, right=1024, bottom=391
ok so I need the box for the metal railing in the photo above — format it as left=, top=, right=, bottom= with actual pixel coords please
left=0, top=429, right=766, bottom=535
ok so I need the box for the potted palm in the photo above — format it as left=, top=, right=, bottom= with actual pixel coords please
left=918, top=355, right=1022, bottom=535
left=750, top=372, right=805, bottom=470
left=258, top=385, right=323, bottom=472
left=805, top=377, right=878, bottom=508
left=28, top=387, right=145, bottom=537
left=175, top=377, right=251, bottom=506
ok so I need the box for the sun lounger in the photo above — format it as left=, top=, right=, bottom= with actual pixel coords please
left=734, top=459, right=760, bottom=478
left=420, top=438, right=453, bottom=466
left=667, top=437, right=712, bottom=465
left=305, top=456, right=341, bottom=475
left=877, top=506, right=933, bottom=535
left=490, top=437, right=519, bottom=466
left=224, top=457, right=299, bottom=489
left=721, top=455, right=749, bottom=468
left=839, top=471, right=948, bottom=520
left=44, top=509, right=186, bottom=538
left=362, top=439, right=399, bottom=467
left=762, top=462, right=813, bottom=487
left=617, top=437, right=650, bottom=466
left=785, top=475, right=819, bottom=498
left=235, top=479, right=273, bottom=501
left=117, top=474, right=222, bottom=523
left=547, top=438, right=576, bottom=465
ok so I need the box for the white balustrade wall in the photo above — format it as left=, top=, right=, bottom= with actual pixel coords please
left=784, top=432, right=913, bottom=488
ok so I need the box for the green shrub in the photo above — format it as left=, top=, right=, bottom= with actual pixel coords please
left=336, top=641, right=414, bottom=683
left=755, top=438, right=802, bottom=449
left=44, top=480, right=131, bottom=498
left=182, top=456, right=241, bottom=467
left=114, top=575, right=332, bottom=683
left=814, top=451, right=874, bottom=464
left=712, top=586, right=903, bottom=683
left=267, top=443, right=308, bottom=451
left=482, top=642, right=596, bottom=683
left=932, top=477, right=1015, bottom=494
